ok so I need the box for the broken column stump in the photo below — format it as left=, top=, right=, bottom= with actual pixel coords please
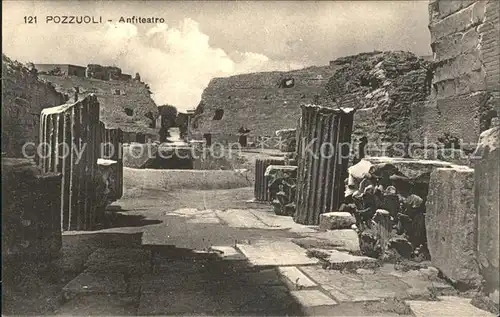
left=39, top=95, right=101, bottom=231
left=426, top=166, right=482, bottom=289
left=265, top=165, right=298, bottom=216
left=295, top=105, right=354, bottom=225
left=471, top=126, right=499, bottom=295
left=99, top=123, right=124, bottom=201
left=254, top=158, right=285, bottom=201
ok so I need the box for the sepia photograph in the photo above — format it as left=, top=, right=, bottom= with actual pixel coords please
left=1, top=0, right=499, bottom=316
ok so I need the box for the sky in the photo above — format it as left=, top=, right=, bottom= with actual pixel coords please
left=2, top=1, right=432, bottom=112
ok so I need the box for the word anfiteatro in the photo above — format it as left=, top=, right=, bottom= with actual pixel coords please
left=118, top=16, right=166, bottom=23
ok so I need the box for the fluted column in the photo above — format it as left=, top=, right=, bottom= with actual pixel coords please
left=294, top=105, right=354, bottom=225
left=254, top=158, right=285, bottom=201
left=39, top=95, right=100, bottom=231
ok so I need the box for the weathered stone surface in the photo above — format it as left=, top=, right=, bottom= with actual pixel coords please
left=40, top=95, right=101, bottom=231
left=426, top=165, right=481, bottom=288
left=471, top=126, right=500, bottom=294
left=410, top=93, right=489, bottom=149
left=236, top=239, right=319, bottom=266
left=294, top=229, right=360, bottom=253
left=265, top=164, right=298, bottom=215
left=295, top=105, right=354, bottom=225
left=278, top=266, right=317, bottom=289
left=301, top=266, right=409, bottom=303
left=351, top=157, right=456, bottom=182
left=319, top=212, right=356, bottom=230
left=290, top=290, right=338, bottom=307
left=308, top=249, right=379, bottom=270
left=2, top=55, right=67, bottom=157
left=407, top=296, right=496, bottom=317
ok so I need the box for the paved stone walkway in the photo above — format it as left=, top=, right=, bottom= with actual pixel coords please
left=46, top=193, right=495, bottom=316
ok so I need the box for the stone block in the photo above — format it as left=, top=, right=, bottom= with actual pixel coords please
left=278, top=266, right=317, bottom=289
left=319, top=212, right=356, bottom=230
left=429, top=1, right=487, bottom=42
left=307, top=249, right=380, bottom=270
left=290, top=290, right=338, bottom=307
left=471, top=126, right=499, bottom=294
left=426, top=165, right=481, bottom=288
left=406, top=296, right=495, bottom=317
left=410, top=93, right=488, bottom=149
left=433, top=50, right=482, bottom=83
left=433, top=28, right=480, bottom=62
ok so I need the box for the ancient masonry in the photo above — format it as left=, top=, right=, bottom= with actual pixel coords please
left=2, top=55, right=67, bottom=157
left=294, top=105, right=354, bottom=225
left=39, top=95, right=101, bottom=231
left=414, top=0, right=499, bottom=148
left=191, top=66, right=340, bottom=145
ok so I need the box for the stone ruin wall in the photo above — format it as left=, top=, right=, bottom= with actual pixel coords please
left=411, top=0, right=499, bottom=150
left=2, top=55, right=68, bottom=157
left=191, top=66, right=341, bottom=145
left=322, top=51, right=432, bottom=159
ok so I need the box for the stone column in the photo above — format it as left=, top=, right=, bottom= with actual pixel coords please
left=99, top=124, right=124, bottom=201
left=254, top=158, right=285, bottom=201
left=294, top=105, right=355, bottom=225
left=39, top=95, right=100, bottom=231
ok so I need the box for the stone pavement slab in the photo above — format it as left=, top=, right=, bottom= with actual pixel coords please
left=53, top=294, right=138, bottom=316
left=406, top=296, right=496, bottom=317
left=209, top=245, right=246, bottom=260
left=278, top=266, right=317, bottom=289
left=308, top=248, right=380, bottom=270
left=62, top=272, right=127, bottom=300
left=294, top=229, right=360, bottom=252
left=301, top=266, right=410, bottom=303
left=236, top=239, right=319, bottom=266
left=290, top=290, right=338, bottom=307
left=216, top=209, right=271, bottom=229
left=249, top=209, right=318, bottom=233
left=84, top=248, right=152, bottom=274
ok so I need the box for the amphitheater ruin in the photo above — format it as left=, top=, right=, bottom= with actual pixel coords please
left=2, top=0, right=499, bottom=316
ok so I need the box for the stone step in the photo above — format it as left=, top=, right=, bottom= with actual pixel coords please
left=278, top=266, right=317, bottom=290
left=307, top=248, right=380, bottom=270
left=236, top=239, right=319, bottom=267
left=406, top=296, right=496, bottom=317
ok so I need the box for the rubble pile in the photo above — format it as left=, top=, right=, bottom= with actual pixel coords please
left=341, top=157, right=455, bottom=261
